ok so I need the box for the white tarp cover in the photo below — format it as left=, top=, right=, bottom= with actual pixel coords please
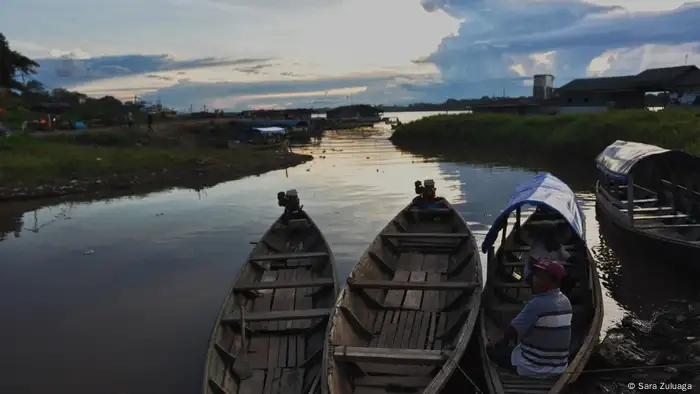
left=252, top=127, right=286, bottom=135
left=595, top=140, right=668, bottom=180
left=481, top=172, right=585, bottom=252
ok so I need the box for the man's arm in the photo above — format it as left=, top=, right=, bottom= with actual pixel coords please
left=494, top=300, right=539, bottom=344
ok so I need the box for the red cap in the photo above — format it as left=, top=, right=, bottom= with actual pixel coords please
left=533, top=259, right=566, bottom=280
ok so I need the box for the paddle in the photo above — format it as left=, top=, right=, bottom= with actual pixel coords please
left=232, top=303, right=253, bottom=380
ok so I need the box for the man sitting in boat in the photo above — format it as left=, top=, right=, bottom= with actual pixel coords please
left=486, top=259, right=572, bottom=377
left=412, top=179, right=443, bottom=208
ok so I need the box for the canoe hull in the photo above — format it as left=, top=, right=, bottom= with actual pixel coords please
left=325, top=200, right=483, bottom=394
left=595, top=186, right=700, bottom=272
left=202, top=210, right=339, bottom=394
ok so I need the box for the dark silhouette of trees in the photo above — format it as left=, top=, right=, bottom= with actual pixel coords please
left=0, top=33, right=39, bottom=90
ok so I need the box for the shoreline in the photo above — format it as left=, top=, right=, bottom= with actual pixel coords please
left=0, top=152, right=313, bottom=202
left=389, top=109, right=700, bottom=160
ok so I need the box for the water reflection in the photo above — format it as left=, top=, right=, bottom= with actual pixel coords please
left=0, top=111, right=692, bottom=394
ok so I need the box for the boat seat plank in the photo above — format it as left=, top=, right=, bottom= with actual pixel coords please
left=354, top=375, right=434, bottom=388
left=355, top=363, right=436, bottom=376
left=408, top=208, right=452, bottom=214
left=505, top=246, right=577, bottom=253
left=381, top=232, right=470, bottom=239
left=250, top=251, right=328, bottom=262
left=222, top=308, right=331, bottom=323
left=234, top=278, right=334, bottom=291
left=619, top=198, right=658, bottom=204
left=348, top=279, right=477, bottom=291
left=620, top=206, right=673, bottom=213
left=334, top=346, right=448, bottom=365
left=633, top=213, right=689, bottom=220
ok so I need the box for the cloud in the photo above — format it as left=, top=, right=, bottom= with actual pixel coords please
left=34, top=54, right=275, bottom=88
left=418, top=0, right=700, bottom=96
left=139, top=74, right=426, bottom=110
left=19, top=0, right=700, bottom=108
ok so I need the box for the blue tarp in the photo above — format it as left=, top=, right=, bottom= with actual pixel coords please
left=595, top=140, right=668, bottom=181
left=481, top=172, right=585, bottom=252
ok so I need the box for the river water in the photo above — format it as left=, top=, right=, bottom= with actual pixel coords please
left=1, top=111, right=697, bottom=394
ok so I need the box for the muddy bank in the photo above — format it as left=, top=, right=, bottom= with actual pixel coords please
left=576, top=304, right=700, bottom=393
left=0, top=152, right=312, bottom=202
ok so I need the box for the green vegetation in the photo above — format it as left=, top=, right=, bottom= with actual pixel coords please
left=0, top=34, right=311, bottom=201
left=390, top=109, right=700, bottom=158
left=0, top=134, right=310, bottom=199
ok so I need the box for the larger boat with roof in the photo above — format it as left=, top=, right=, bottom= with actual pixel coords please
left=595, top=140, right=700, bottom=269
left=479, top=172, right=603, bottom=394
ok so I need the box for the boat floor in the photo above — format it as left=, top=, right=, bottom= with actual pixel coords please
left=216, top=264, right=330, bottom=394
left=343, top=221, right=476, bottom=394
left=211, top=219, right=334, bottom=394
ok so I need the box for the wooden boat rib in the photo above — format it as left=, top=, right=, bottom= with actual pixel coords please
left=595, top=140, right=700, bottom=265
left=202, top=193, right=339, bottom=394
left=479, top=173, right=603, bottom=394
left=325, top=192, right=483, bottom=394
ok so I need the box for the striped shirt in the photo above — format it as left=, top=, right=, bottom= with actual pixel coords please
left=509, top=289, right=572, bottom=376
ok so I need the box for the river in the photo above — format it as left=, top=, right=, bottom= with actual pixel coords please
left=1, top=111, right=697, bottom=394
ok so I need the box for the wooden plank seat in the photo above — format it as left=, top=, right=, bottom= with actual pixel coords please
left=504, top=245, right=577, bottom=253
left=249, top=251, right=329, bottom=261
left=353, top=376, right=434, bottom=388
left=333, top=346, right=449, bottom=365
left=408, top=208, right=453, bottom=215
left=347, top=278, right=478, bottom=291
left=233, top=278, right=334, bottom=291
left=380, top=232, right=471, bottom=239
left=221, top=308, right=331, bottom=324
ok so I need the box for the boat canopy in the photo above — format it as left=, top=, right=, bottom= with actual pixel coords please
left=252, top=126, right=286, bottom=135
left=481, top=172, right=585, bottom=253
left=595, top=140, right=669, bottom=181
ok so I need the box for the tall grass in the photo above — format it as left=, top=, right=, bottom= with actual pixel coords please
left=389, top=109, right=700, bottom=158
left=0, top=134, right=281, bottom=186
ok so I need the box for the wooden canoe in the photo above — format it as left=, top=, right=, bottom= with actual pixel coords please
left=325, top=196, right=483, bottom=394
left=479, top=173, right=603, bottom=394
left=202, top=204, right=339, bottom=394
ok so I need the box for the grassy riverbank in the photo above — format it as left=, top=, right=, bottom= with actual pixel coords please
left=390, top=109, right=700, bottom=159
left=0, top=134, right=312, bottom=201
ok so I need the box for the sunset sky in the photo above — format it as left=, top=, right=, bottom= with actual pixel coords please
left=2, top=0, right=699, bottom=110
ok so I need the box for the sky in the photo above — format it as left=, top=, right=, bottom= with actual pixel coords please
left=2, top=0, right=700, bottom=110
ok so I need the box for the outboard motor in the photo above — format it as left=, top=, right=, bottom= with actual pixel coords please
left=414, top=180, right=424, bottom=195
left=277, top=191, right=287, bottom=207
left=423, top=179, right=436, bottom=199
left=285, top=189, right=300, bottom=212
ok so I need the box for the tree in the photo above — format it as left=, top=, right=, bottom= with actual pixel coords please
left=0, top=32, right=39, bottom=90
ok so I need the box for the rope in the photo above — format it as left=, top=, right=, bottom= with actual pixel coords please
left=577, top=362, right=700, bottom=375
left=442, top=350, right=484, bottom=394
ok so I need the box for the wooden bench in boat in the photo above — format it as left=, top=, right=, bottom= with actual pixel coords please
left=381, top=232, right=471, bottom=239
left=233, top=278, right=334, bottom=291
left=408, top=208, right=452, bottom=214
left=249, top=251, right=329, bottom=261
left=333, top=346, right=449, bottom=365
left=353, top=375, right=434, bottom=388
left=347, top=278, right=478, bottom=291
left=221, top=308, right=331, bottom=324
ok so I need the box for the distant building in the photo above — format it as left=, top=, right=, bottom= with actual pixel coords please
left=554, top=65, right=700, bottom=112
left=326, top=104, right=382, bottom=119
left=533, top=74, right=555, bottom=100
